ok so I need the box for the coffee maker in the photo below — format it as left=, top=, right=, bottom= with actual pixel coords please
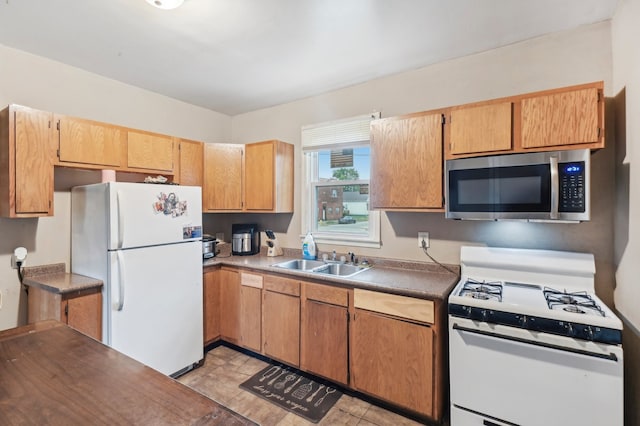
left=232, top=223, right=260, bottom=255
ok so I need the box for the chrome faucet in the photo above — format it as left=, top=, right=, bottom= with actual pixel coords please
left=348, top=251, right=356, bottom=264
left=332, top=250, right=337, bottom=261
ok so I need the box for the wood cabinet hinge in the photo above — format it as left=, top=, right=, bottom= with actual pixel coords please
left=64, top=303, right=68, bottom=317
left=597, top=91, right=602, bottom=102
left=598, top=127, right=602, bottom=138
left=441, top=114, right=446, bottom=124
left=56, top=121, right=60, bottom=131
left=56, top=149, right=60, bottom=158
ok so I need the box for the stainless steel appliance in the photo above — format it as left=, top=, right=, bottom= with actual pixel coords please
left=445, top=149, right=590, bottom=221
left=232, top=223, right=260, bottom=255
left=202, top=234, right=217, bottom=259
left=448, top=246, right=623, bottom=426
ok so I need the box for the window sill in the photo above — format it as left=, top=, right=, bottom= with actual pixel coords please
left=298, top=234, right=381, bottom=249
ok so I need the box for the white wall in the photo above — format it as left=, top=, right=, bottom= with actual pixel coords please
left=0, top=44, right=232, bottom=330
left=230, top=21, right=616, bottom=302
left=611, top=1, right=640, bottom=425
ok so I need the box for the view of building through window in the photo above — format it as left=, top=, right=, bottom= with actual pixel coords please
left=314, top=147, right=370, bottom=236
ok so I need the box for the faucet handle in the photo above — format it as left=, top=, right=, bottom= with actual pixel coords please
left=348, top=251, right=356, bottom=264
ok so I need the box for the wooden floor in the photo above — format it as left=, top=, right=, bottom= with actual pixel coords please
left=178, top=345, right=429, bottom=426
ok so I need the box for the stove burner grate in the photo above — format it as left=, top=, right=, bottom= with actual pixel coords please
left=544, top=287, right=605, bottom=317
left=460, top=279, right=503, bottom=302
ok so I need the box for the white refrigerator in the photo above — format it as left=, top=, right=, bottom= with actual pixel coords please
left=71, top=182, right=203, bottom=376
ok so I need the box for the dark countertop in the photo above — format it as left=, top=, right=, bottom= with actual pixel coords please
left=204, top=251, right=459, bottom=301
left=0, top=321, right=256, bottom=426
left=22, top=263, right=103, bottom=294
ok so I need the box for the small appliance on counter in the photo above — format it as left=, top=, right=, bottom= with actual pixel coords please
left=202, top=234, right=217, bottom=259
left=232, top=223, right=260, bottom=255
left=265, top=229, right=283, bottom=257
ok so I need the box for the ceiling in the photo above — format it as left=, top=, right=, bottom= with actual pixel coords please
left=0, top=0, right=619, bottom=116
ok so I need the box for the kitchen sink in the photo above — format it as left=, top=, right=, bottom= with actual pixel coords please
left=272, top=259, right=326, bottom=271
left=272, top=259, right=369, bottom=278
left=314, top=263, right=367, bottom=277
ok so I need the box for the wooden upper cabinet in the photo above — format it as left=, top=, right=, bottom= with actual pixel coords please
left=244, top=140, right=294, bottom=212
left=521, top=87, right=602, bottom=149
left=176, top=139, right=203, bottom=186
left=56, top=115, right=124, bottom=168
left=127, top=130, right=174, bottom=172
left=203, top=143, right=243, bottom=211
left=449, top=102, right=513, bottom=155
left=370, top=112, right=443, bottom=210
left=0, top=105, right=56, bottom=217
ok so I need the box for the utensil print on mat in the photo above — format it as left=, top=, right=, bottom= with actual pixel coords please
left=306, top=384, right=325, bottom=402
left=292, top=380, right=313, bottom=399
left=275, top=373, right=296, bottom=390
left=259, top=366, right=281, bottom=382
left=314, top=387, right=336, bottom=407
left=284, top=376, right=302, bottom=394
left=268, top=369, right=288, bottom=386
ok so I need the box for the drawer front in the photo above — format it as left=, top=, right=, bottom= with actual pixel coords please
left=240, top=272, right=263, bottom=289
left=304, top=282, right=348, bottom=307
left=353, top=288, right=434, bottom=324
left=264, top=275, right=300, bottom=296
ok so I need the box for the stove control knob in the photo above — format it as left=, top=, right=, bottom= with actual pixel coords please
left=519, top=315, right=528, bottom=327
left=585, top=326, right=594, bottom=340
left=481, top=309, right=489, bottom=322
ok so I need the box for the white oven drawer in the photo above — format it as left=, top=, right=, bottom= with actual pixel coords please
left=449, top=317, right=623, bottom=426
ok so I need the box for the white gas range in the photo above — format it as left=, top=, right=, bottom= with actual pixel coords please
left=448, top=246, right=623, bottom=426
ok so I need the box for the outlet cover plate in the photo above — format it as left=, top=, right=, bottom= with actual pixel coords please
left=418, top=232, right=429, bottom=248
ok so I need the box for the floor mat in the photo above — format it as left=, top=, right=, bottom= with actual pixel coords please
left=239, top=364, right=342, bottom=423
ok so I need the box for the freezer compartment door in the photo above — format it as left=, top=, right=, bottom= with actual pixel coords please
left=108, top=242, right=203, bottom=376
left=107, top=182, right=202, bottom=249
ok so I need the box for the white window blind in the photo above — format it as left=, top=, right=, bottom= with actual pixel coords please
left=301, top=112, right=381, bottom=151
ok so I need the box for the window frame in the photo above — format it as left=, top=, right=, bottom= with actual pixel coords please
left=302, top=146, right=381, bottom=249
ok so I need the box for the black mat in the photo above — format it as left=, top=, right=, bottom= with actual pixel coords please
left=239, top=364, right=342, bottom=423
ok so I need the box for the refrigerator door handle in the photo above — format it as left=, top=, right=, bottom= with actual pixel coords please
left=117, top=189, right=125, bottom=249
left=115, top=250, right=125, bottom=311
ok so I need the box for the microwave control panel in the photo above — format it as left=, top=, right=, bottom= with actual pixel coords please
left=559, top=161, right=586, bottom=212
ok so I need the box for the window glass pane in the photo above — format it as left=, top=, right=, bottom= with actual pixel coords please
left=318, top=147, right=370, bottom=180
left=315, top=183, right=369, bottom=235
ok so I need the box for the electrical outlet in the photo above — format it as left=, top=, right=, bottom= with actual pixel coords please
left=418, top=232, right=429, bottom=248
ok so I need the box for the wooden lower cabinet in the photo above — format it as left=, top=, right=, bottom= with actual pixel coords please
left=239, top=272, right=263, bottom=352
left=300, top=282, right=349, bottom=385
left=262, top=275, right=300, bottom=366
left=219, top=268, right=240, bottom=343
left=203, top=269, right=221, bottom=345
left=350, top=309, right=434, bottom=418
left=28, top=286, right=102, bottom=341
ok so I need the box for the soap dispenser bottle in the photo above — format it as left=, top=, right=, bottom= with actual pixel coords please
left=302, top=232, right=317, bottom=260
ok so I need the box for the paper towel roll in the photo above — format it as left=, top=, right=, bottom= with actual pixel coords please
left=101, top=170, right=116, bottom=182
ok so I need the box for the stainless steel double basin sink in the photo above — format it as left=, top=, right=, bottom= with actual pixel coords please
left=272, top=259, right=368, bottom=278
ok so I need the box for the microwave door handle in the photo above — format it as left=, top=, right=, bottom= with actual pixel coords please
left=550, top=156, right=559, bottom=219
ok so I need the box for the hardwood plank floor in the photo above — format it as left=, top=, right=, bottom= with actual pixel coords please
left=178, top=346, right=431, bottom=425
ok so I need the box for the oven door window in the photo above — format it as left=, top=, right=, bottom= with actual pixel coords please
left=448, top=164, right=551, bottom=212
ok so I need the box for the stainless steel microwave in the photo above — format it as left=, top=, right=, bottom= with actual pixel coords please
left=445, top=149, right=590, bottom=222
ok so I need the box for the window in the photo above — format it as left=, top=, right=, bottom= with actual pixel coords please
left=302, top=113, right=381, bottom=248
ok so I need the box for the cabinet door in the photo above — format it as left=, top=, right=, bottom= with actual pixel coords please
left=64, top=290, right=102, bottom=341
left=57, top=115, right=123, bottom=167
left=301, top=299, right=348, bottom=385
left=262, top=290, right=300, bottom=366
left=203, top=143, right=243, bottom=211
left=240, top=285, right=262, bottom=352
left=127, top=130, right=174, bottom=172
left=14, top=107, right=56, bottom=215
left=219, top=268, right=240, bottom=343
left=449, top=102, right=513, bottom=155
left=244, top=141, right=274, bottom=210
left=351, top=309, right=434, bottom=417
left=370, top=113, right=443, bottom=209
left=521, top=87, right=600, bottom=149
left=177, top=139, right=203, bottom=186
left=203, top=269, right=221, bottom=345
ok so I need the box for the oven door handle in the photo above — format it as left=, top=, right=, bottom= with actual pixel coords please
left=452, top=323, right=619, bottom=362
